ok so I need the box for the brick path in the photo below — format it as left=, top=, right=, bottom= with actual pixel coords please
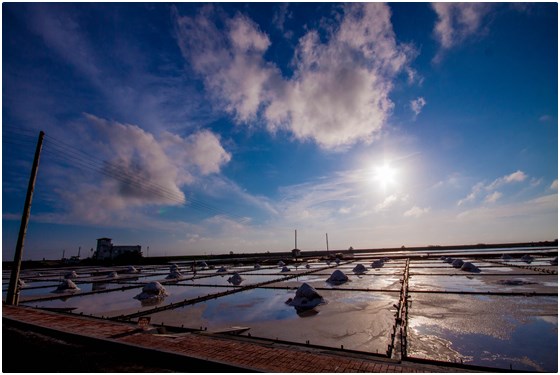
left=3, top=305, right=463, bottom=372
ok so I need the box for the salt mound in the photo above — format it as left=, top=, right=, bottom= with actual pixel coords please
left=326, top=269, right=349, bottom=285
left=170, top=263, right=179, bottom=271
left=166, top=270, right=183, bottom=279
left=286, top=283, right=326, bottom=310
left=460, top=262, right=480, bottom=272
left=451, top=259, right=464, bottom=268
left=18, top=279, right=26, bottom=289
left=305, top=263, right=311, bottom=269
left=439, top=256, right=447, bottom=260
left=382, top=257, right=390, bottom=262
left=352, top=264, right=367, bottom=274
left=335, top=258, right=341, bottom=265
left=281, top=266, right=291, bottom=272
left=444, top=257, right=454, bottom=264
left=199, top=261, right=208, bottom=268
left=501, top=254, right=513, bottom=260
left=53, top=279, right=80, bottom=293
left=278, top=261, right=285, bottom=267
left=125, top=266, right=139, bottom=274
left=108, top=271, right=119, bottom=278
left=371, top=260, right=384, bottom=268
left=550, top=257, right=558, bottom=265
left=217, top=266, right=227, bottom=273
left=64, top=271, right=78, bottom=279
left=521, top=254, right=534, bottom=263
left=134, top=281, right=168, bottom=301
left=254, top=264, right=261, bottom=269
left=227, top=272, right=243, bottom=285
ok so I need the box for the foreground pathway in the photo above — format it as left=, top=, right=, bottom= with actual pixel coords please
left=3, top=305, right=470, bottom=373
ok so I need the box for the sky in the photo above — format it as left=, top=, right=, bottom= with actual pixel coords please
left=2, top=2, right=558, bottom=261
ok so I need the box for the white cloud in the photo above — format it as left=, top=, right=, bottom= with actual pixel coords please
left=50, top=114, right=232, bottom=225
left=458, top=170, right=529, bottom=206
left=375, top=194, right=398, bottom=212
left=457, top=181, right=484, bottom=206
left=410, top=97, right=427, bottom=117
left=487, top=170, right=527, bottom=190
left=432, top=3, right=493, bottom=60
left=404, top=206, right=430, bottom=218
left=550, top=179, right=558, bottom=190
left=539, top=114, right=552, bottom=122
left=484, top=191, right=502, bottom=204
left=174, top=3, right=415, bottom=150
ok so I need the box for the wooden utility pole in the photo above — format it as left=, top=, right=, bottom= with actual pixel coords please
left=326, top=233, right=329, bottom=253
left=6, top=131, right=45, bottom=305
left=294, top=229, right=297, bottom=249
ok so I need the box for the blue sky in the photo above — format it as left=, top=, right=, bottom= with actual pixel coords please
left=2, top=2, right=558, bottom=260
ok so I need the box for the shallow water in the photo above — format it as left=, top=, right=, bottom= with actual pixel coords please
left=149, top=288, right=397, bottom=353
left=408, top=294, right=558, bottom=372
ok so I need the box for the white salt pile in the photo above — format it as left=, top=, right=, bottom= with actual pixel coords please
left=521, top=254, right=534, bottom=263
left=460, top=262, right=480, bottom=272
left=371, top=260, right=384, bottom=268
left=305, top=263, right=311, bottom=269
left=199, top=261, right=208, bottom=269
left=326, top=269, right=349, bottom=285
left=550, top=257, right=558, bottom=265
left=278, top=261, right=286, bottom=267
left=254, top=264, right=261, bottom=269
left=444, top=257, right=454, bottom=264
left=281, top=266, right=291, bottom=272
left=501, top=254, right=513, bottom=260
left=108, top=271, right=119, bottom=278
left=227, top=272, right=243, bottom=285
left=439, top=256, right=447, bottom=260
left=352, top=264, right=367, bottom=274
left=285, top=283, right=326, bottom=310
left=17, top=279, right=26, bottom=289
left=335, top=258, right=341, bottom=265
left=53, top=279, right=80, bottom=293
left=382, top=257, right=390, bottom=262
left=217, top=266, right=227, bottom=273
left=166, top=270, right=183, bottom=279
left=125, top=266, right=139, bottom=273
left=134, top=281, right=168, bottom=301
left=452, top=259, right=464, bottom=268
left=64, top=271, right=78, bottom=279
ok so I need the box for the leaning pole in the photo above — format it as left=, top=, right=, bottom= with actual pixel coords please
left=6, top=130, right=45, bottom=306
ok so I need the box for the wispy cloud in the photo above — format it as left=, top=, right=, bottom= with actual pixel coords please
left=431, top=3, right=493, bottom=61
left=174, top=3, right=416, bottom=150
left=484, top=191, right=502, bottom=204
left=458, top=170, right=528, bottom=206
left=550, top=179, right=558, bottom=190
left=404, top=205, right=430, bottom=218
left=410, top=97, right=427, bottom=118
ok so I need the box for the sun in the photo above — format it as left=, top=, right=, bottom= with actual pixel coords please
left=372, top=164, right=397, bottom=189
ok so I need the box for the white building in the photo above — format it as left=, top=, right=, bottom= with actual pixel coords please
left=95, top=238, right=142, bottom=260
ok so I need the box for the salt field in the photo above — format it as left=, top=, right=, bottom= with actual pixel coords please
left=3, top=247, right=557, bottom=372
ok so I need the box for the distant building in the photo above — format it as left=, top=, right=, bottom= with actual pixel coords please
left=292, top=248, right=301, bottom=258
left=94, top=238, right=142, bottom=260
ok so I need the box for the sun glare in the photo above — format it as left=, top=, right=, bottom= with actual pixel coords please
left=373, top=164, right=397, bottom=189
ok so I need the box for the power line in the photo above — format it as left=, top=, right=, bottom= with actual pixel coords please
left=39, top=131, right=249, bottom=223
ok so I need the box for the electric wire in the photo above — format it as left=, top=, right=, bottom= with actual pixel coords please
left=3, top=127, right=249, bottom=223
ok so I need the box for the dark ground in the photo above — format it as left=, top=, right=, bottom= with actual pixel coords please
left=2, top=323, right=248, bottom=373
